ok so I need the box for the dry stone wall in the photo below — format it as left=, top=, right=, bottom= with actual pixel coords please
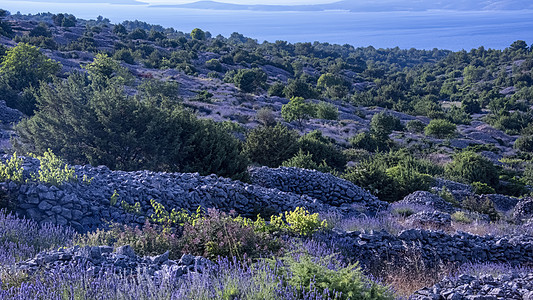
left=337, top=229, right=533, bottom=269
left=2, top=157, right=383, bottom=232
left=249, top=166, right=388, bottom=213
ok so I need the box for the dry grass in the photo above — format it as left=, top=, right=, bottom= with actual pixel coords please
left=366, top=247, right=456, bottom=298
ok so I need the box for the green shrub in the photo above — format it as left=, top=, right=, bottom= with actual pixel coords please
left=281, top=150, right=333, bottom=174
left=180, top=208, right=281, bottom=260
left=392, top=207, right=415, bottom=218
left=121, top=201, right=141, bottom=214
left=385, top=164, right=434, bottom=201
left=275, top=253, right=393, bottom=300
left=138, top=79, right=180, bottom=101
left=315, top=101, right=339, bottom=120
left=461, top=196, right=500, bottom=221
left=281, top=97, right=316, bottom=130
left=471, top=181, right=496, bottom=195
left=343, top=153, right=436, bottom=202
left=370, top=111, right=402, bottom=140
left=268, top=82, right=285, bottom=97
left=77, top=222, right=183, bottom=259
left=298, top=130, right=346, bottom=171
left=243, top=123, right=299, bottom=167
left=406, top=120, right=426, bottom=133
left=268, top=206, right=328, bottom=236
left=445, top=151, right=499, bottom=186
left=31, top=149, right=76, bottom=186
left=350, top=132, right=383, bottom=152
left=343, top=159, right=398, bottom=203
left=514, top=135, right=533, bottom=152
left=424, top=119, right=457, bottom=139
left=0, top=153, right=24, bottom=183
left=205, top=59, right=222, bottom=72
left=194, top=90, right=213, bottom=102
left=233, top=68, right=267, bottom=93
left=283, top=78, right=318, bottom=99
left=451, top=211, right=473, bottom=224
left=438, top=187, right=460, bottom=207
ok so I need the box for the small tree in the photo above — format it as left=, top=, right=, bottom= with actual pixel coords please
left=406, top=120, right=426, bottom=133
left=370, top=111, right=402, bottom=141
left=514, top=135, right=533, bottom=152
left=0, top=43, right=61, bottom=91
left=242, top=123, right=299, bottom=167
left=315, top=101, right=339, bottom=120
left=424, top=119, right=457, bottom=139
left=233, top=68, right=267, bottom=93
left=445, top=151, right=499, bottom=186
left=83, top=53, right=131, bottom=87
left=256, top=107, right=276, bottom=127
left=190, top=28, right=206, bottom=40
left=281, top=97, right=316, bottom=130
left=283, top=78, right=318, bottom=99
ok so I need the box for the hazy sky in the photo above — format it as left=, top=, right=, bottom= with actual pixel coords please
left=144, top=0, right=337, bottom=4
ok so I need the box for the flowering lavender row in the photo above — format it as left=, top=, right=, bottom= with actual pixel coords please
left=0, top=210, right=75, bottom=265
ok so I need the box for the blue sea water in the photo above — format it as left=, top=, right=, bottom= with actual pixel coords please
left=3, top=1, right=533, bottom=50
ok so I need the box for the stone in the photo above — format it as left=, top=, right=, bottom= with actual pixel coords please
left=115, top=245, right=136, bottom=258
left=405, top=210, right=452, bottom=230
left=397, top=191, right=456, bottom=213
left=38, top=201, right=53, bottom=211
left=513, top=198, right=533, bottom=221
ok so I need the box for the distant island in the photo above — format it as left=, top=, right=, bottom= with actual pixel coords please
left=14, top=0, right=147, bottom=4
left=152, top=0, right=533, bottom=12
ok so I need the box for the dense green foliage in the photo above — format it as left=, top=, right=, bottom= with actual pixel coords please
left=281, top=97, right=316, bottom=130
left=31, top=150, right=77, bottom=186
left=445, top=151, right=499, bottom=186
left=15, top=71, right=248, bottom=180
left=343, top=151, right=438, bottom=202
left=424, top=119, right=457, bottom=139
left=243, top=124, right=299, bottom=167
left=0, top=43, right=61, bottom=115
left=233, top=68, right=267, bottom=93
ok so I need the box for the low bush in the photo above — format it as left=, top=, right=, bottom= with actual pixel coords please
left=343, top=153, right=435, bottom=203
left=180, top=208, right=281, bottom=260
left=31, top=149, right=76, bottom=186
left=451, top=211, right=473, bottom=224
left=471, top=181, right=496, bottom=195
left=274, top=253, right=394, bottom=300
left=281, top=150, right=333, bottom=173
left=406, top=120, right=426, bottom=133
left=243, top=123, right=299, bottom=167
left=77, top=222, right=182, bottom=259
left=315, top=101, right=339, bottom=120
left=445, top=151, right=499, bottom=186
left=424, top=119, right=457, bottom=139
left=461, top=196, right=500, bottom=221
left=0, top=153, right=24, bottom=183
left=266, top=207, right=328, bottom=237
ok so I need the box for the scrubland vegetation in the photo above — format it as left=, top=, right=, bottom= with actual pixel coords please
left=0, top=9, right=532, bottom=299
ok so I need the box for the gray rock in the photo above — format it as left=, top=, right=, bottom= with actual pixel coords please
left=115, top=245, right=136, bottom=258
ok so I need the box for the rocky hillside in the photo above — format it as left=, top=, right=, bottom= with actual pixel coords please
left=0, top=11, right=533, bottom=300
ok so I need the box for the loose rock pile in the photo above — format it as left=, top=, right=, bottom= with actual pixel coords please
left=513, top=198, right=533, bottom=222
left=0, top=100, right=23, bottom=124
left=397, top=191, right=457, bottom=213
left=18, top=244, right=212, bottom=280
left=249, top=166, right=388, bottom=212
left=411, top=273, right=533, bottom=300
left=405, top=210, right=452, bottom=230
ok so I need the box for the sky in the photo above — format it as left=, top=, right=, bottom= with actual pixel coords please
left=144, top=0, right=338, bottom=4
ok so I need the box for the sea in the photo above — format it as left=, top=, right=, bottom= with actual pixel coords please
left=3, top=1, right=533, bottom=51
